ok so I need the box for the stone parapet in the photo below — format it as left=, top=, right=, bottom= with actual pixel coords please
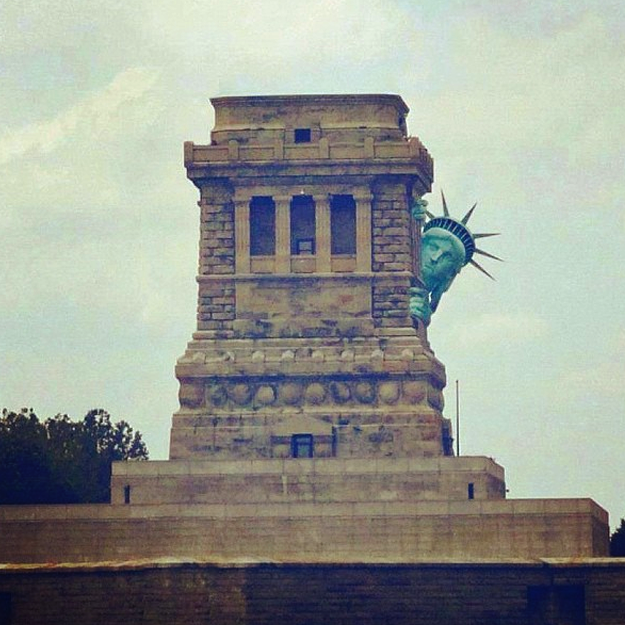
left=0, top=498, right=608, bottom=564
left=186, top=136, right=432, bottom=173
left=110, top=456, right=505, bottom=506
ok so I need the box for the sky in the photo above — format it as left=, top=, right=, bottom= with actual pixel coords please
left=1, top=0, right=624, bottom=528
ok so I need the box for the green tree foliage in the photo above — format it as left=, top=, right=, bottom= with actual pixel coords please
left=610, top=518, right=625, bottom=557
left=0, top=408, right=148, bottom=504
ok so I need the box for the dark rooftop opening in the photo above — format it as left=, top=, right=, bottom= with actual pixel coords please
left=294, top=128, right=311, bottom=143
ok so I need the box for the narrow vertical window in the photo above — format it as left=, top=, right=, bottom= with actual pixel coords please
left=468, top=483, right=475, bottom=500
left=250, top=196, right=276, bottom=256
left=124, top=485, right=131, bottom=505
left=290, top=196, right=315, bottom=255
left=330, top=195, right=356, bottom=255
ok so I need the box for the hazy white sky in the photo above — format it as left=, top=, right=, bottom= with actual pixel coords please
left=1, top=0, right=624, bottom=526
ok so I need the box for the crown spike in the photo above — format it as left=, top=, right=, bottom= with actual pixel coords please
left=469, top=259, right=496, bottom=280
left=424, top=194, right=500, bottom=279
left=474, top=248, right=503, bottom=262
left=441, top=190, right=450, bottom=217
left=425, top=210, right=436, bottom=220
left=461, top=202, right=477, bottom=225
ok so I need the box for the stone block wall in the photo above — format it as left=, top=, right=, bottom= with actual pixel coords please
left=196, top=279, right=235, bottom=334
left=371, top=181, right=412, bottom=273
left=372, top=276, right=413, bottom=329
left=0, top=498, right=608, bottom=564
left=370, top=180, right=415, bottom=330
left=1, top=560, right=624, bottom=624
left=197, top=181, right=235, bottom=333
left=110, top=457, right=506, bottom=506
left=199, top=182, right=235, bottom=276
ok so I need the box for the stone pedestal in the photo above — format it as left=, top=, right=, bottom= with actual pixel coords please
left=172, top=94, right=449, bottom=463
left=0, top=95, right=610, bottom=570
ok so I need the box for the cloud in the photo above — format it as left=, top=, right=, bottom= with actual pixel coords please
left=0, top=67, right=161, bottom=165
left=410, top=11, right=625, bottom=174
left=140, top=0, right=425, bottom=93
left=558, top=363, right=625, bottom=399
left=446, top=312, right=549, bottom=349
left=555, top=327, right=625, bottom=400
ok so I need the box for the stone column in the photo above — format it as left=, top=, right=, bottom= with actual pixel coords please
left=234, top=194, right=250, bottom=273
left=355, top=191, right=373, bottom=272
left=275, top=195, right=291, bottom=273
left=314, top=194, right=331, bottom=272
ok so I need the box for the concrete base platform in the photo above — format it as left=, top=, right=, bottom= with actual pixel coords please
left=1, top=558, right=624, bottom=624
left=110, top=456, right=507, bottom=505
left=0, top=496, right=608, bottom=564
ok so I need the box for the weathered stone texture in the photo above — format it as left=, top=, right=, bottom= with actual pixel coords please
left=175, top=95, right=438, bottom=461
left=196, top=280, right=235, bottom=332
left=371, top=182, right=413, bottom=274
left=0, top=497, right=608, bottom=564
left=372, top=277, right=413, bottom=328
left=198, top=181, right=235, bottom=277
left=2, top=560, right=625, bottom=625
left=110, top=457, right=505, bottom=506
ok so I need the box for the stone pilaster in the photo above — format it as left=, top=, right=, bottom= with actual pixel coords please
left=195, top=181, right=236, bottom=334
left=234, top=193, right=250, bottom=274
left=354, top=191, right=372, bottom=272
left=314, top=194, right=331, bottom=272
left=275, top=195, right=291, bottom=273
left=371, top=180, right=412, bottom=273
left=198, top=181, right=235, bottom=276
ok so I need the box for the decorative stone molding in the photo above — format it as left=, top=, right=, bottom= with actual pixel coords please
left=198, top=377, right=433, bottom=412
left=304, top=383, right=326, bottom=405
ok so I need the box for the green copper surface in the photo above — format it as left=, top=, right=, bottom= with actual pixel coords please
left=409, top=194, right=499, bottom=327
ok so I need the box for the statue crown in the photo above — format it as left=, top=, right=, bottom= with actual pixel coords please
left=420, top=191, right=502, bottom=280
left=423, top=217, right=475, bottom=265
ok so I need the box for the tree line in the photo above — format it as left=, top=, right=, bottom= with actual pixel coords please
left=0, top=408, right=148, bottom=504
left=2, top=405, right=625, bottom=558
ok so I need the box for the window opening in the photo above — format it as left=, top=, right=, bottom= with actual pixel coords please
left=294, top=128, right=311, bottom=143
left=291, top=434, right=314, bottom=458
left=124, top=485, right=131, bottom=504
left=290, top=196, right=316, bottom=255
left=468, top=483, right=475, bottom=500
left=250, top=196, right=276, bottom=256
left=528, top=585, right=585, bottom=625
left=0, top=593, right=11, bottom=625
left=330, top=195, right=356, bottom=255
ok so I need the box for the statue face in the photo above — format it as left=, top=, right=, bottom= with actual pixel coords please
left=420, top=228, right=465, bottom=291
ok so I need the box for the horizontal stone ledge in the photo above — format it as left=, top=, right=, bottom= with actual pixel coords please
left=186, top=140, right=431, bottom=166
left=0, top=498, right=606, bottom=523
left=7, top=557, right=624, bottom=575
left=196, top=271, right=413, bottom=283
left=111, top=456, right=502, bottom=479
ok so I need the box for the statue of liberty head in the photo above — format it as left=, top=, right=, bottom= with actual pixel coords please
left=410, top=192, right=501, bottom=325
